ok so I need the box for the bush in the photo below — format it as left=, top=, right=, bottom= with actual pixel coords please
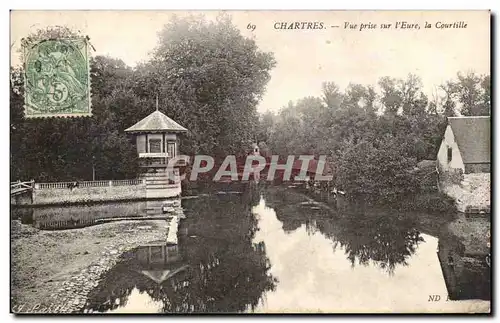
left=335, top=136, right=419, bottom=203
left=396, top=192, right=456, bottom=214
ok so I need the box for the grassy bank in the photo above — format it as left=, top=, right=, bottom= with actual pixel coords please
left=392, top=192, right=457, bottom=214
left=300, top=185, right=457, bottom=215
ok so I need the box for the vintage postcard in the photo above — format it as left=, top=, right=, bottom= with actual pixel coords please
left=10, top=10, right=491, bottom=314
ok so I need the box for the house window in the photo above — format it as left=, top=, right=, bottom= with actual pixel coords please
left=447, top=147, right=452, bottom=163
left=149, top=139, right=162, bottom=153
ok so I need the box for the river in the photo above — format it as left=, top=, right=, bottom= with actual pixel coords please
left=12, top=185, right=491, bottom=313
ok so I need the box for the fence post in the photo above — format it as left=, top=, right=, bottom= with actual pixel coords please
left=109, top=180, right=113, bottom=187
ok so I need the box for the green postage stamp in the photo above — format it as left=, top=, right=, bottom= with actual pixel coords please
left=23, top=38, right=91, bottom=118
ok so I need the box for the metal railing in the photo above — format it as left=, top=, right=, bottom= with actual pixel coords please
left=10, top=180, right=35, bottom=193
left=111, top=179, right=143, bottom=186
left=36, top=179, right=145, bottom=189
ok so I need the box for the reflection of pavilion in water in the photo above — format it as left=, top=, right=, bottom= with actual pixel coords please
left=84, top=190, right=275, bottom=313
left=83, top=240, right=194, bottom=313
left=437, top=219, right=491, bottom=301
left=134, top=243, right=188, bottom=285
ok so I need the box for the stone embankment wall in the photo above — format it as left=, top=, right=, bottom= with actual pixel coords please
left=12, top=179, right=181, bottom=206
left=33, top=183, right=146, bottom=205
left=11, top=193, right=32, bottom=205
left=442, top=173, right=490, bottom=213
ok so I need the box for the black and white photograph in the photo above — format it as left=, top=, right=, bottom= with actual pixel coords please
left=9, top=9, right=491, bottom=314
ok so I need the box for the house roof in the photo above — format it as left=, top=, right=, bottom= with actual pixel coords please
left=448, top=116, right=490, bottom=164
left=125, top=110, right=188, bottom=133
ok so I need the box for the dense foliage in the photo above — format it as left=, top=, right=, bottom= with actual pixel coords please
left=259, top=73, right=490, bottom=203
left=10, top=16, right=276, bottom=181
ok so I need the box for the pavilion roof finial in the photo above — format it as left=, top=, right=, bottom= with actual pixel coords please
left=155, top=94, right=159, bottom=111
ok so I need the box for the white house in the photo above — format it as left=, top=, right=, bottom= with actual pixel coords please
left=437, top=116, right=490, bottom=175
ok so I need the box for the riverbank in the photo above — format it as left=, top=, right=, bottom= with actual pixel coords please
left=392, top=192, right=457, bottom=214
left=274, top=185, right=487, bottom=241
left=299, top=184, right=457, bottom=216
left=11, top=219, right=170, bottom=314
left=442, top=173, right=491, bottom=213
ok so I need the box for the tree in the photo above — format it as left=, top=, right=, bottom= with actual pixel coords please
left=439, top=80, right=458, bottom=117
left=378, top=76, right=402, bottom=116
left=256, top=111, right=275, bottom=143
left=145, top=13, right=276, bottom=157
left=321, top=81, right=343, bottom=110
left=365, top=85, right=378, bottom=115
left=343, top=83, right=368, bottom=111
left=377, top=74, right=428, bottom=117
left=455, top=71, right=484, bottom=116
left=399, top=74, right=425, bottom=116
left=267, top=101, right=304, bottom=156
left=478, top=74, right=491, bottom=115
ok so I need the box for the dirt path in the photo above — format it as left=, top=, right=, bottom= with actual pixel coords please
left=11, top=219, right=169, bottom=313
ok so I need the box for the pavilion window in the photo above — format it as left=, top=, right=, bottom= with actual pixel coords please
left=167, top=141, right=176, bottom=158
left=447, top=147, right=452, bottom=163
left=149, top=139, right=162, bottom=153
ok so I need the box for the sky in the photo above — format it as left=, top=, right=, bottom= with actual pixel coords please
left=10, top=10, right=491, bottom=113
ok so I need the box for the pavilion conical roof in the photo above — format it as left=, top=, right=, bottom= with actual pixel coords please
left=125, top=110, right=188, bottom=133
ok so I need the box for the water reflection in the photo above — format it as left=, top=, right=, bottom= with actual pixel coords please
left=263, top=188, right=424, bottom=274
left=75, top=185, right=489, bottom=313
left=84, top=186, right=277, bottom=313
left=319, top=216, right=424, bottom=275
left=11, top=200, right=170, bottom=230
left=437, top=215, right=491, bottom=301
left=252, top=191, right=490, bottom=313
left=84, top=243, right=189, bottom=313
